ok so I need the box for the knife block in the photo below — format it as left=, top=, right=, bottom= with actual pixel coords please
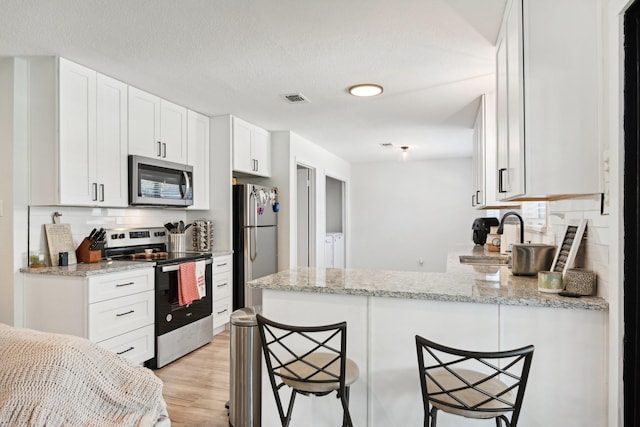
left=76, top=238, right=102, bottom=263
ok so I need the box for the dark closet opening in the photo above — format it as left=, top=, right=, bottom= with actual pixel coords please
left=624, top=2, right=640, bottom=425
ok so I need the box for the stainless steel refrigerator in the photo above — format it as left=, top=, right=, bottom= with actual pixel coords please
left=233, top=184, right=278, bottom=310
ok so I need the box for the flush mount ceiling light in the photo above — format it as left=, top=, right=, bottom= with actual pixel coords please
left=400, top=145, right=409, bottom=161
left=348, top=83, right=383, bottom=97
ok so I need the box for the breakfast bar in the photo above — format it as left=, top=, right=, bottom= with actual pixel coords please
left=249, top=250, right=608, bottom=427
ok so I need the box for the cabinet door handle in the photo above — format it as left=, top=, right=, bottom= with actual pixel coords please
left=99, top=184, right=105, bottom=202
left=217, top=308, right=228, bottom=315
left=117, top=346, right=135, bottom=355
left=476, top=190, right=482, bottom=205
left=217, top=282, right=228, bottom=288
left=92, top=183, right=98, bottom=201
left=115, top=309, right=135, bottom=317
left=498, top=168, right=507, bottom=193
left=157, top=141, right=162, bottom=157
left=115, top=282, right=135, bottom=287
left=471, top=194, right=476, bottom=206
left=162, top=143, right=167, bottom=158
left=255, top=159, right=259, bottom=171
left=216, top=262, right=227, bottom=267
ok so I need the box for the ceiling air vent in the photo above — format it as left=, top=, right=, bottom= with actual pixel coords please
left=281, top=93, right=311, bottom=104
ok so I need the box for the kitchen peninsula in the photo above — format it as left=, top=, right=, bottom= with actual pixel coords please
left=249, top=249, right=607, bottom=427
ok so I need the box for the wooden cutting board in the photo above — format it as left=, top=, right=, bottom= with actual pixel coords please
left=44, top=224, right=78, bottom=266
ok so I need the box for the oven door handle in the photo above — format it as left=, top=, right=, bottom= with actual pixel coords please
left=161, top=258, right=212, bottom=273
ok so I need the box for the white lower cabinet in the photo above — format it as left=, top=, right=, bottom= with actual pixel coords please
left=212, top=254, right=233, bottom=334
left=324, top=233, right=345, bottom=268
left=23, top=268, right=155, bottom=365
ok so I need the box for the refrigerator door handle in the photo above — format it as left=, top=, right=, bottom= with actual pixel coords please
left=250, top=191, right=258, bottom=262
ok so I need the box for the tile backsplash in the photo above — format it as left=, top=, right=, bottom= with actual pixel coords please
left=29, top=206, right=188, bottom=265
left=523, top=195, right=609, bottom=299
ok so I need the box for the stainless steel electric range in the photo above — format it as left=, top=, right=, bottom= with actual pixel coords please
left=104, top=227, right=213, bottom=368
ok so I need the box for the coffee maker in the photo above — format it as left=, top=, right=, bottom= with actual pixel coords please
left=472, top=217, right=499, bottom=245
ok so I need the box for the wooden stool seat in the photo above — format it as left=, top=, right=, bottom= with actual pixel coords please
left=280, top=352, right=359, bottom=394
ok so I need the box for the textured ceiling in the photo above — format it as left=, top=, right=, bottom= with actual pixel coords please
left=0, top=0, right=507, bottom=163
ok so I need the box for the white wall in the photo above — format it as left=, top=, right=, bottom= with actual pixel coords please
left=350, top=158, right=477, bottom=272
left=268, top=131, right=351, bottom=270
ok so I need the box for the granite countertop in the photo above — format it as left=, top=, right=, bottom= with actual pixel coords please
left=20, top=260, right=156, bottom=277
left=248, top=247, right=609, bottom=311
left=21, top=249, right=233, bottom=277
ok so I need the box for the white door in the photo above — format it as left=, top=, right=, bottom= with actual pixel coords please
left=96, top=73, right=128, bottom=206
left=128, top=86, right=160, bottom=158
left=232, top=117, right=253, bottom=173
left=160, top=99, right=187, bottom=163
left=58, top=58, right=96, bottom=205
left=297, top=166, right=310, bottom=267
left=253, top=126, right=271, bottom=177
left=187, top=110, right=210, bottom=210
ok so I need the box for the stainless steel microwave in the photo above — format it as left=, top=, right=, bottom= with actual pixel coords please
left=128, top=155, right=193, bottom=207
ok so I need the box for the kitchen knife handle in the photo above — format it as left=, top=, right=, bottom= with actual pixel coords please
left=99, top=184, right=105, bottom=202
left=157, top=141, right=162, bottom=157
left=92, top=183, right=98, bottom=201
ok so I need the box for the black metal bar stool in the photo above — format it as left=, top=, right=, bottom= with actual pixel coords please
left=415, top=335, right=534, bottom=427
left=256, top=314, right=359, bottom=427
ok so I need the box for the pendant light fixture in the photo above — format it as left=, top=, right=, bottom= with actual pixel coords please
left=348, top=83, right=383, bottom=97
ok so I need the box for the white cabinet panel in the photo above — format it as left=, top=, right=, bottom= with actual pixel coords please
left=495, top=0, right=600, bottom=200
left=187, top=110, right=210, bottom=210
left=24, top=268, right=156, bottom=365
left=160, top=99, right=187, bottom=163
left=128, top=86, right=187, bottom=164
left=128, top=86, right=161, bottom=159
left=58, top=58, right=96, bottom=205
left=95, top=74, right=128, bottom=206
left=500, top=305, right=606, bottom=426
left=28, top=57, right=128, bottom=207
left=232, top=116, right=271, bottom=177
left=232, top=117, right=253, bottom=173
left=212, top=254, right=233, bottom=332
left=89, top=290, right=154, bottom=343
left=324, top=233, right=344, bottom=268
left=88, top=268, right=154, bottom=303
left=97, top=324, right=155, bottom=365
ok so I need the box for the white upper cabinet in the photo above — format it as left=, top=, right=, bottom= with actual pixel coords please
left=232, top=116, right=271, bottom=177
left=58, top=58, right=97, bottom=205
left=187, top=110, right=210, bottom=210
left=474, top=92, right=519, bottom=209
left=471, top=95, right=486, bottom=207
left=128, top=86, right=187, bottom=164
left=495, top=0, right=601, bottom=200
left=30, top=57, right=128, bottom=207
left=95, top=74, right=128, bottom=206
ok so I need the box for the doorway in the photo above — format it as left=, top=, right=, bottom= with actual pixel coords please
left=624, top=2, right=640, bottom=425
left=325, top=175, right=346, bottom=268
left=296, top=164, right=316, bottom=267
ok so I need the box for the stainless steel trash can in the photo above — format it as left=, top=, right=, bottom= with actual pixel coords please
left=229, top=306, right=261, bottom=427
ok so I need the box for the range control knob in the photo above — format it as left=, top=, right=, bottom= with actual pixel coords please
left=110, top=234, right=118, bottom=239
left=118, top=233, right=125, bottom=239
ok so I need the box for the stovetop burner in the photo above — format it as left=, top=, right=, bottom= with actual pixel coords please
left=103, top=227, right=212, bottom=265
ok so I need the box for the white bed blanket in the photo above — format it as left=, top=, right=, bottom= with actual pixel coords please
left=0, top=324, right=169, bottom=426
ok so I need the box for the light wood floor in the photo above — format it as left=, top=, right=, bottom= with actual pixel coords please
left=154, top=329, right=231, bottom=427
